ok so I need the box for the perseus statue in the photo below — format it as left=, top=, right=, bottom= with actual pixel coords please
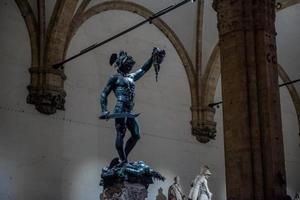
left=99, top=48, right=166, bottom=164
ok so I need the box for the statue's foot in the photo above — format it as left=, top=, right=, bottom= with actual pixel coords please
left=108, top=157, right=121, bottom=169
left=99, top=115, right=108, bottom=120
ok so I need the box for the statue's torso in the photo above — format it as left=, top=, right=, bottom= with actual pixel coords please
left=113, top=74, right=135, bottom=112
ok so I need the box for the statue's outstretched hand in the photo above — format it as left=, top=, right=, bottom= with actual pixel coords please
left=99, top=111, right=110, bottom=120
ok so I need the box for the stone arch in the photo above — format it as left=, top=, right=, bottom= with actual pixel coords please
left=278, top=65, right=300, bottom=130
left=201, top=44, right=220, bottom=108
left=64, top=1, right=197, bottom=113
left=15, top=0, right=39, bottom=68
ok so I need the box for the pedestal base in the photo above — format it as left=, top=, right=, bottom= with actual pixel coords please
left=100, top=182, right=147, bottom=200
left=100, top=160, right=164, bottom=200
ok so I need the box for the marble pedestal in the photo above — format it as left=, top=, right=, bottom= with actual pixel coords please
left=100, top=181, right=148, bottom=200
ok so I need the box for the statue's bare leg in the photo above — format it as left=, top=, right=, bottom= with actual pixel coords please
left=125, top=118, right=140, bottom=159
left=115, top=118, right=126, bottom=162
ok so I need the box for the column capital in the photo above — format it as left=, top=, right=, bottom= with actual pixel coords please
left=212, top=0, right=276, bottom=36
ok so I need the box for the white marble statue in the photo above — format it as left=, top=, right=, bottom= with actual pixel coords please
left=188, top=166, right=212, bottom=200
left=168, top=176, right=185, bottom=200
left=156, top=187, right=167, bottom=200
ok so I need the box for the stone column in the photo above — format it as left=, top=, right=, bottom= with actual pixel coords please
left=213, top=0, right=286, bottom=199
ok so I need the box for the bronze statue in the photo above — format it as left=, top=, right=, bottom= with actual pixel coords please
left=99, top=48, right=165, bottom=164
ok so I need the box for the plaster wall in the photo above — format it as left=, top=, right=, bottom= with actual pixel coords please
left=279, top=82, right=300, bottom=196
